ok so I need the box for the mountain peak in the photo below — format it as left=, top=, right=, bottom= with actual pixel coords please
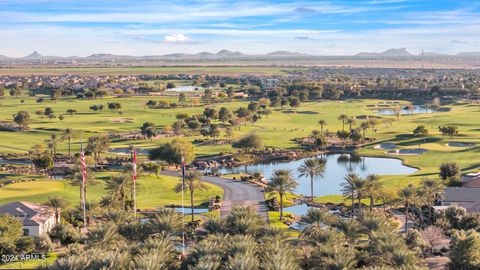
left=266, top=50, right=306, bottom=56
left=216, top=49, right=244, bottom=56
left=380, top=48, right=412, bottom=56
left=23, top=51, right=43, bottom=59
left=355, top=48, right=412, bottom=57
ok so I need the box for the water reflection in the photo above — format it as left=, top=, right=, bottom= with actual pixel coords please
left=219, top=153, right=416, bottom=196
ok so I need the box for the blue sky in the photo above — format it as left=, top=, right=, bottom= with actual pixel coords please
left=0, top=0, right=479, bottom=56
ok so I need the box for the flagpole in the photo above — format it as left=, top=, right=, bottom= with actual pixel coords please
left=132, top=149, right=137, bottom=218
left=181, top=156, right=186, bottom=253
left=80, top=141, right=88, bottom=234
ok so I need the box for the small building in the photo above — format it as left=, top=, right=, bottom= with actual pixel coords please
left=442, top=187, right=480, bottom=212
left=0, top=201, right=56, bottom=237
left=462, top=172, right=480, bottom=182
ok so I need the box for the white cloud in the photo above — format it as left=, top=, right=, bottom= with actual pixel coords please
left=164, top=33, right=191, bottom=43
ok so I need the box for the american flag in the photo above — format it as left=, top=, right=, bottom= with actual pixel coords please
left=132, top=150, right=137, bottom=182
left=81, top=144, right=87, bottom=185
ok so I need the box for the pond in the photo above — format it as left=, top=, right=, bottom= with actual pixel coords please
left=0, top=158, right=30, bottom=165
left=377, top=105, right=439, bottom=115
left=166, top=85, right=201, bottom=92
left=108, top=148, right=150, bottom=155
left=284, top=204, right=342, bottom=217
left=170, top=207, right=209, bottom=214
left=219, top=153, right=417, bottom=197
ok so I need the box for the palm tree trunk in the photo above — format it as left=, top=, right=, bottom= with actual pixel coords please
left=55, top=209, right=59, bottom=224
left=404, top=202, right=409, bottom=233
left=429, top=203, right=433, bottom=224
left=351, top=192, right=355, bottom=214
left=279, top=193, right=284, bottom=221
left=68, top=138, right=71, bottom=156
left=369, top=196, right=374, bottom=211
left=310, top=175, right=314, bottom=201
left=190, top=190, right=195, bottom=222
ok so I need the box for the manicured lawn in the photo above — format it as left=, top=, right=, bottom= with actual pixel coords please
left=1, top=95, right=480, bottom=203
left=0, top=174, right=223, bottom=209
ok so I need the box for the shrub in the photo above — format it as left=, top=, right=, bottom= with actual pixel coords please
left=33, top=235, right=54, bottom=252
left=48, top=223, right=80, bottom=245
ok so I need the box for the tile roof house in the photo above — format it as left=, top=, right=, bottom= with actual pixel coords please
left=0, top=201, right=56, bottom=237
left=442, top=187, right=480, bottom=212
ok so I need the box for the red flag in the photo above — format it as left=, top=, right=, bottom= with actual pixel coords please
left=132, top=150, right=137, bottom=182
left=81, top=147, right=87, bottom=185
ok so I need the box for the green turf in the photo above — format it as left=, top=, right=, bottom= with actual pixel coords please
left=1, top=95, right=480, bottom=203
left=0, top=174, right=223, bottom=209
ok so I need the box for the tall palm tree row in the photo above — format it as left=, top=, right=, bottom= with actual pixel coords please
left=341, top=173, right=384, bottom=213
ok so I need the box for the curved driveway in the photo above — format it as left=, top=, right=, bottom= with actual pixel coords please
left=161, top=171, right=268, bottom=220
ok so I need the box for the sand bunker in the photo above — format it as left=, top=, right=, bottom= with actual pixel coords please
left=446, top=142, right=475, bottom=147
left=109, top=118, right=134, bottom=123
left=375, top=143, right=398, bottom=150
left=387, top=148, right=428, bottom=155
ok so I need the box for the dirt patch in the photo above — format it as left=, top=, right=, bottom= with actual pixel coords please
left=109, top=118, right=134, bottom=123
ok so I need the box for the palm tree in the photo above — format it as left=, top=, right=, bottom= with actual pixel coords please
left=46, top=134, right=58, bottom=156
left=298, top=158, right=326, bottom=200
left=365, top=174, right=383, bottom=211
left=337, top=218, right=361, bottom=245
left=338, top=114, right=349, bottom=131
left=149, top=208, right=183, bottom=238
left=75, top=201, right=99, bottom=226
left=301, top=207, right=334, bottom=226
left=265, top=170, right=298, bottom=221
left=69, top=166, right=97, bottom=206
left=45, top=196, right=70, bottom=224
left=398, top=184, right=419, bottom=233
left=61, top=128, right=74, bottom=156
left=318, top=120, right=327, bottom=135
left=341, top=173, right=363, bottom=214
left=105, top=175, right=131, bottom=211
left=360, top=122, right=370, bottom=143
left=346, top=118, right=356, bottom=131
left=420, top=177, right=444, bottom=224
left=174, top=171, right=209, bottom=222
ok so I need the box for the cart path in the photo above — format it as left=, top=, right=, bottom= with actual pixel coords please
left=161, top=171, right=268, bottom=220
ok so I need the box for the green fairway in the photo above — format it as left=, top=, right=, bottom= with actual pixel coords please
left=0, top=174, right=223, bottom=209
left=1, top=95, right=480, bottom=202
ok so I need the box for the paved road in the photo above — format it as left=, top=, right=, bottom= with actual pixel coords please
left=161, top=171, right=268, bottom=220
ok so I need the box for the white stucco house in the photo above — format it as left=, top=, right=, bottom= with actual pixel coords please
left=0, top=201, right=56, bottom=237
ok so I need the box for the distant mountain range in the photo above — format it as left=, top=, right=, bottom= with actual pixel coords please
left=2, top=48, right=480, bottom=62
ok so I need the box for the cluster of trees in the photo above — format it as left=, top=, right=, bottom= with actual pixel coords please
left=438, top=125, right=459, bottom=138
